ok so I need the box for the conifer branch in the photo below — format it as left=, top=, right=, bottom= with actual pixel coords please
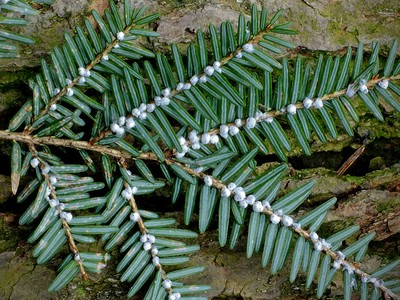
left=164, top=158, right=400, bottom=299
left=28, top=144, right=88, bottom=280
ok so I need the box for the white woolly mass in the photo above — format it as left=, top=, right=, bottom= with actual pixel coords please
left=313, top=98, right=323, bottom=109
left=53, top=88, right=60, bottom=96
left=102, top=54, right=109, bottom=61
left=336, top=251, right=345, bottom=261
left=346, top=85, right=356, bottom=97
left=147, top=235, right=156, bottom=244
left=121, top=187, right=132, bottom=200
left=210, top=135, right=219, bottom=144
left=131, top=186, right=138, bottom=194
left=159, top=97, right=170, bottom=107
left=162, top=279, right=172, bottom=289
left=116, top=31, right=125, bottom=40
left=229, top=125, right=239, bottom=136
left=282, top=215, right=293, bottom=227
left=176, top=82, right=184, bottom=91
left=151, top=247, right=158, bottom=255
left=78, top=75, right=85, bottom=84
left=143, top=242, right=152, bottom=251
left=233, top=187, right=246, bottom=201
left=190, top=75, right=199, bottom=85
left=118, top=116, right=126, bottom=126
left=125, top=117, right=136, bottom=129
left=378, top=79, right=389, bottom=89
left=132, top=108, right=141, bottom=117
left=48, top=198, right=59, bottom=208
left=309, top=232, right=319, bottom=242
left=115, top=126, right=125, bottom=136
left=238, top=200, right=248, bottom=208
left=221, top=187, right=231, bottom=197
left=130, top=212, right=140, bottom=222
left=61, top=211, right=73, bottom=223
left=204, top=66, right=215, bottom=76
left=213, top=61, right=221, bottom=69
left=152, top=256, right=160, bottom=266
left=110, top=123, right=120, bottom=133
left=246, top=117, right=256, bottom=129
left=178, top=136, right=186, bottom=146
left=168, top=292, right=181, bottom=300
left=314, top=241, right=323, bottom=252
left=162, top=88, right=171, bottom=97
left=332, top=260, right=342, bottom=270
left=262, top=200, right=271, bottom=209
left=201, top=133, right=211, bottom=145
left=50, top=104, right=57, bottom=111
left=42, top=164, right=50, bottom=175
left=253, top=201, right=264, bottom=212
left=66, top=88, right=74, bottom=97
left=246, top=195, right=256, bottom=205
left=183, top=83, right=191, bottom=90
left=265, top=117, right=274, bottom=123
left=219, top=125, right=229, bottom=138
left=49, top=176, right=57, bottom=185
left=199, top=75, right=207, bottom=83
left=303, top=98, right=313, bottom=109
left=234, top=118, right=242, bottom=127
left=287, top=104, right=297, bottom=115
left=78, top=67, right=86, bottom=77
left=227, top=183, right=237, bottom=191
left=359, top=83, right=368, bottom=94
left=175, top=151, right=185, bottom=158
left=140, top=234, right=148, bottom=243
left=147, top=103, right=156, bottom=113
left=242, top=43, right=254, bottom=53
left=138, top=103, right=147, bottom=112
left=30, top=157, right=39, bottom=168
left=270, top=214, right=280, bottom=224
left=138, top=112, right=147, bottom=120
left=189, top=131, right=199, bottom=143
left=235, top=51, right=243, bottom=58
left=204, top=175, right=213, bottom=186
left=191, top=142, right=201, bottom=150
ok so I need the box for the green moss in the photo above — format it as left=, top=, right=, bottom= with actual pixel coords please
left=376, top=197, right=399, bottom=214
left=0, top=217, right=19, bottom=253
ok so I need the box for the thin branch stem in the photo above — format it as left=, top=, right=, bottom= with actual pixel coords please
left=161, top=158, right=400, bottom=299
left=118, top=160, right=172, bottom=294
left=0, top=130, right=131, bottom=160
left=28, top=145, right=88, bottom=280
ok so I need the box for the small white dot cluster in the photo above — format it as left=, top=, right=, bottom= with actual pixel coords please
left=359, top=79, right=369, bottom=94
left=108, top=59, right=224, bottom=138
left=116, top=32, right=125, bottom=41
left=78, top=67, right=91, bottom=85
left=168, top=292, right=182, bottom=300
left=161, top=279, right=182, bottom=300
left=140, top=233, right=156, bottom=251
left=121, top=186, right=138, bottom=200
left=360, top=275, right=385, bottom=288
left=184, top=96, right=326, bottom=150
left=235, top=43, right=255, bottom=59
left=218, top=177, right=335, bottom=254
left=30, top=158, right=73, bottom=222
left=378, top=79, right=389, bottom=89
